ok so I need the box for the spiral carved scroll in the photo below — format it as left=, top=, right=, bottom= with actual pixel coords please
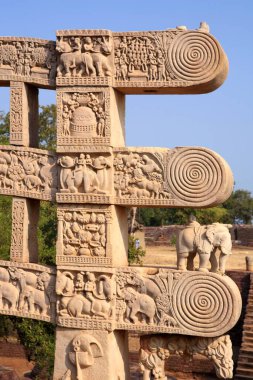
left=168, top=32, right=220, bottom=82
left=172, top=273, right=238, bottom=336
left=167, top=147, right=228, bottom=207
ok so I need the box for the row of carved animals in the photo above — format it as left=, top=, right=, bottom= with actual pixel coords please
left=0, top=266, right=53, bottom=316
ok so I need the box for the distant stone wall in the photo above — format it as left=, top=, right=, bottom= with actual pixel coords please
left=144, top=224, right=253, bottom=246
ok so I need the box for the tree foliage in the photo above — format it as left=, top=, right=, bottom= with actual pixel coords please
left=139, top=190, right=253, bottom=226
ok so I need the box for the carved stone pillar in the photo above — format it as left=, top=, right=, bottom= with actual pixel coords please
left=10, top=81, right=39, bottom=147
left=10, top=197, right=40, bottom=263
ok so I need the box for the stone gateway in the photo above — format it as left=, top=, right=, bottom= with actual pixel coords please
left=0, top=23, right=241, bottom=380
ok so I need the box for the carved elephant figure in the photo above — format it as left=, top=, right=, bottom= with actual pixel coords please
left=176, top=221, right=232, bottom=274
left=0, top=281, right=19, bottom=310
left=58, top=156, right=102, bottom=194
left=56, top=272, right=112, bottom=319
left=56, top=37, right=112, bottom=78
left=124, top=287, right=156, bottom=324
left=19, top=286, right=50, bottom=315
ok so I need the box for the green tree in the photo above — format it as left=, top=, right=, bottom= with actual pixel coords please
left=38, top=104, right=56, bottom=151
left=139, top=206, right=229, bottom=226
left=223, top=189, right=253, bottom=224
left=0, top=111, right=10, bottom=145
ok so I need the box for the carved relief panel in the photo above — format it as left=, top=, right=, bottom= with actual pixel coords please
left=56, top=269, right=115, bottom=330
left=0, top=37, right=56, bottom=87
left=56, top=206, right=112, bottom=266
left=57, top=152, right=112, bottom=204
left=55, top=267, right=241, bottom=337
left=57, top=88, right=111, bottom=151
left=0, top=260, right=56, bottom=322
left=0, top=146, right=58, bottom=200
left=114, top=24, right=228, bottom=94
left=113, top=146, right=233, bottom=208
left=115, top=268, right=241, bottom=337
left=56, top=30, right=113, bottom=87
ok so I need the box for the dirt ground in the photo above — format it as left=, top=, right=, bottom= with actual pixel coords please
left=143, top=244, right=253, bottom=270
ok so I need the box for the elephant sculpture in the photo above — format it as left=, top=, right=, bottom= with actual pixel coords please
left=123, top=287, right=156, bottom=324
left=58, top=156, right=104, bottom=194
left=19, top=286, right=50, bottom=315
left=56, top=36, right=112, bottom=78
left=176, top=220, right=232, bottom=274
left=0, top=281, right=19, bottom=310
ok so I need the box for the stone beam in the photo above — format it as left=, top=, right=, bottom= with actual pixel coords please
left=0, top=260, right=56, bottom=323
left=55, top=267, right=241, bottom=337
left=56, top=23, right=228, bottom=94
left=0, top=37, right=56, bottom=88
left=0, top=23, right=228, bottom=94
left=57, top=146, right=233, bottom=208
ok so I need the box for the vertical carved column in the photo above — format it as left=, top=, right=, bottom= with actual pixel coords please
left=10, top=198, right=39, bottom=263
left=9, top=81, right=40, bottom=263
left=10, top=81, right=39, bottom=147
left=54, top=29, right=130, bottom=378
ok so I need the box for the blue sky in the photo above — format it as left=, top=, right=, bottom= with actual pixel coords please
left=0, top=0, right=253, bottom=193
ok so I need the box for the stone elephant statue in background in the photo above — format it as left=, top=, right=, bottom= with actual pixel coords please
left=176, top=221, right=232, bottom=274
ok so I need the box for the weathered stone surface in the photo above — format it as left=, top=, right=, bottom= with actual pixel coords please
left=0, top=260, right=56, bottom=323
left=53, top=328, right=129, bottom=380
left=0, top=37, right=56, bottom=87
left=0, top=146, right=58, bottom=200
left=176, top=219, right=233, bottom=274
left=55, top=267, right=242, bottom=337
left=56, top=24, right=228, bottom=94
left=140, top=334, right=234, bottom=379
left=0, top=24, right=241, bottom=380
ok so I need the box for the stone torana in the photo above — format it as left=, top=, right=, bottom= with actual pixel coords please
left=0, top=23, right=241, bottom=380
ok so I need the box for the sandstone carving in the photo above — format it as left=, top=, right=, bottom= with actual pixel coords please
left=0, top=261, right=56, bottom=322
left=0, top=37, right=56, bottom=86
left=56, top=34, right=112, bottom=78
left=115, top=269, right=241, bottom=336
left=56, top=270, right=115, bottom=325
left=114, top=24, right=228, bottom=93
left=58, top=153, right=111, bottom=200
left=56, top=206, right=111, bottom=266
left=57, top=88, right=110, bottom=150
left=0, top=146, right=57, bottom=200
left=176, top=218, right=232, bottom=273
left=54, top=268, right=242, bottom=336
left=140, top=334, right=233, bottom=379
left=113, top=147, right=233, bottom=207
left=68, top=333, right=103, bottom=380
left=0, top=24, right=240, bottom=380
